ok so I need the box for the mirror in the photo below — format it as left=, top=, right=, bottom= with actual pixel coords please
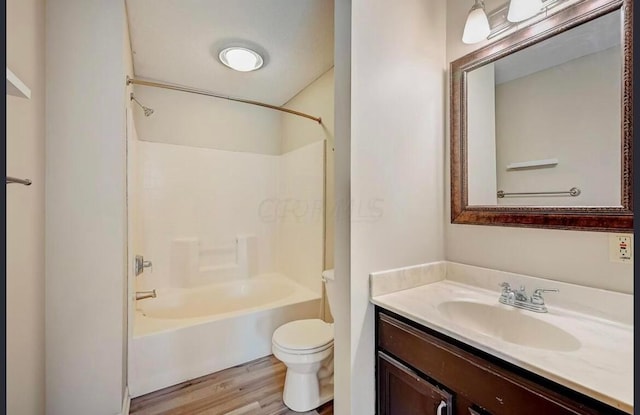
left=450, top=0, right=632, bottom=231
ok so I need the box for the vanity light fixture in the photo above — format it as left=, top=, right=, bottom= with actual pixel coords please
left=462, top=0, right=491, bottom=44
left=218, top=47, right=264, bottom=72
left=462, top=0, right=568, bottom=44
left=507, top=0, right=544, bottom=22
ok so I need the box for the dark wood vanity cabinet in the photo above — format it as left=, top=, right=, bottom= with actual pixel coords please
left=378, top=352, right=453, bottom=415
left=375, top=307, right=626, bottom=415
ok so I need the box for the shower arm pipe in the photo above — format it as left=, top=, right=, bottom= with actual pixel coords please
left=126, top=76, right=322, bottom=124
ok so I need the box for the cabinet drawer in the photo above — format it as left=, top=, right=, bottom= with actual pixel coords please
left=377, top=312, right=603, bottom=415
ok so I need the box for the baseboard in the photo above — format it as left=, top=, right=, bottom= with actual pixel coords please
left=119, top=386, right=131, bottom=415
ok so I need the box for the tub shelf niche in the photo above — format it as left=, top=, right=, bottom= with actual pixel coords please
left=170, top=235, right=258, bottom=288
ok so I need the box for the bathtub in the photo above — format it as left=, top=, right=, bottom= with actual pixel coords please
left=129, top=273, right=321, bottom=397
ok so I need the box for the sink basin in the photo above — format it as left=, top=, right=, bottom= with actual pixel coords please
left=437, top=301, right=581, bottom=351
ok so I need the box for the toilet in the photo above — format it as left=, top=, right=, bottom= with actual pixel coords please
left=272, top=269, right=336, bottom=412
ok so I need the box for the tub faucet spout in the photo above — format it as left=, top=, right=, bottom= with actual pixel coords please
left=136, top=290, right=156, bottom=300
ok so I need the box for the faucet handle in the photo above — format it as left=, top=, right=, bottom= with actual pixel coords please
left=135, top=255, right=153, bottom=276
left=498, top=282, right=511, bottom=291
left=533, top=288, right=559, bottom=296
left=531, top=288, right=558, bottom=305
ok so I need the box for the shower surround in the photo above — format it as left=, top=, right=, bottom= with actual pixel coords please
left=134, top=139, right=324, bottom=293
left=129, top=139, right=325, bottom=396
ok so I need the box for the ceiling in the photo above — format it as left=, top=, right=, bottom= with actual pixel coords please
left=494, top=10, right=621, bottom=84
left=126, top=0, right=334, bottom=106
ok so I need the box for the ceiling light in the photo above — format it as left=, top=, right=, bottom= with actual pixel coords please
left=462, top=0, right=491, bottom=44
left=218, top=47, right=264, bottom=72
left=507, top=0, right=543, bottom=22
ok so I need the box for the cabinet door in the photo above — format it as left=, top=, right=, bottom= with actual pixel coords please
left=378, top=352, right=453, bottom=415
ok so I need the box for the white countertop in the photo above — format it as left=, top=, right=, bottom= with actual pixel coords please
left=370, top=264, right=633, bottom=413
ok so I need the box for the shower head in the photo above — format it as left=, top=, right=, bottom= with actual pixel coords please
left=130, top=93, right=154, bottom=117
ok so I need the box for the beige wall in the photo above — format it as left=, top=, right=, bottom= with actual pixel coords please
left=445, top=0, right=633, bottom=293
left=281, top=68, right=335, bottom=319
left=46, top=1, right=128, bottom=413
left=347, top=0, right=447, bottom=413
left=132, top=84, right=282, bottom=155
left=132, top=68, right=334, bottom=158
left=6, top=0, right=46, bottom=413
left=282, top=69, right=334, bottom=152
left=282, top=68, right=335, bottom=270
left=495, top=47, right=621, bottom=206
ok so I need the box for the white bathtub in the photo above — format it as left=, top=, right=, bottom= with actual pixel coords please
left=129, top=274, right=321, bottom=397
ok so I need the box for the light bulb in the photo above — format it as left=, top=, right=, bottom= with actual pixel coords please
left=218, top=47, right=264, bottom=72
left=507, top=0, right=543, bottom=22
left=462, top=0, right=490, bottom=44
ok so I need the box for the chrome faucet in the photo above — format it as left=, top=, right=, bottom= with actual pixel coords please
left=499, top=282, right=558, bottom=313
left=135, top=289, right=157, bottom=300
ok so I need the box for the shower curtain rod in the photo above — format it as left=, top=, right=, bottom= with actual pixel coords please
left=126, top=76, right=322, bottom=124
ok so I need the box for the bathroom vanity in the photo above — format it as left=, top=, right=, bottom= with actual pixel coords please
left=370, top=262, right=633, bottom=415
left=376, top=308, right=626, bottom=415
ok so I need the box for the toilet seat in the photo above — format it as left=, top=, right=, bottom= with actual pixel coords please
left=272, top=319, right=333, bottom=355
left=273, top=339, right=334, bottom=355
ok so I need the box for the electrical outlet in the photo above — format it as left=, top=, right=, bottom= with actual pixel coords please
left=609, top=234, right=633, bottom=263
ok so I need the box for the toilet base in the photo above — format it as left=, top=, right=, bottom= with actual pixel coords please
left=283, top=376, right=333, bottom=412
left=318, top=384, right=333, bottom=406
left=281, top=352, right=334, bottom=412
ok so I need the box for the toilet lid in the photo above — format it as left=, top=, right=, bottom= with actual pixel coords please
left=272, top=319, right=334, bottom=351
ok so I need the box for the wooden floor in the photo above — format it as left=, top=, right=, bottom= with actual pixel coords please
left=130, top=355, right=333, bottom=415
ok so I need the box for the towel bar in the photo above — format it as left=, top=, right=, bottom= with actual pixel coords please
left=497, top=187, right=580, bottom=198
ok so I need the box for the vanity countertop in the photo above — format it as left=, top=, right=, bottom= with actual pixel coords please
left=370, top=263, right=633, bottom=414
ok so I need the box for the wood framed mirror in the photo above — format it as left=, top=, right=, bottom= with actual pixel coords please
left=450, top=0, right=632, bottom=232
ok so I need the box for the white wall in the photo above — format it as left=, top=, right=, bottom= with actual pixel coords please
left=332, top=0, right=352, bottom=413
left=46, top=1, right=128, bottom=413
left=6, top=0, right=46, bottom=413
left=126, top=106, right=141, bottom=398
left=349, top=0, right=447, bottom=413
left=445, top=0, right=633, bottom=294
left=495, top=47, right=621, bottom=206
left=125, top=6, right=140, bottom=396
left=132, top=85, right=282, bottom=155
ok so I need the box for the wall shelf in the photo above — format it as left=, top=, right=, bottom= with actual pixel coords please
left=7, top=67, right=31, bottom=99
left=506, top=158, right=558, bottom=170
